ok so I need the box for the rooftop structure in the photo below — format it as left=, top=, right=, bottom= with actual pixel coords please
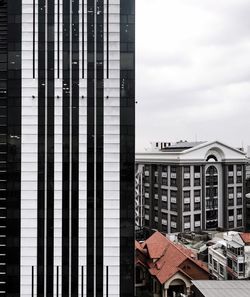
left=135, top=231, right=210, bottom=297
left=192, top=280, right=250, bottom=297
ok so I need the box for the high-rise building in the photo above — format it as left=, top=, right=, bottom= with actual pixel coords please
left=0, top=0, right=135, bottom=296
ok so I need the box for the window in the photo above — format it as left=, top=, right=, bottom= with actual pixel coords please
left=162, top=165, right=168, bottom=172
left=170, top=190, right=177, bottom=198
left=237, top=165, right=242, bottom=172
left=145, top=209, right=149, bottom=215
left=170, top=178, right=177, bottom=187
left=213, top=260, right=218, bottom=271
left=228, top=176, right=234, bottom=184
left=162, top=201, right=168, bottom=210
left=237, top=220, right=242, bottom=227
left=239, top=263, right=244, bottom=272
left=237, top=187, right=242, bottom=193
left=194, top=166, right=200, bottom=173
left=145, top=198, right=149, bottom=205
left=209, top=254, right=213, bottom=264
left=162, top=213, right=168, bottom=220
left=194, top=190, right=201, bottom=197
left=162, top=177, right=168, bottom=185
left=194, top=178, right=200, bottom=186
left=228, top=165, right=234, bottom=172
left=162, top=224, right=168, bottom=232
left=237, top=176, right=242, bottom=183
left=184, top=191, right=190, bottom=198
left=194, top=202, right=201, bottom=210
left=194, top=214, right=201, bottom=222
left=229, top=209, right=234, bottom=216
left=228, top=187, right=234, bottom=194
left=184, top=216, right=190, bottom=223
left=219, top=264, right=224, bottom=276
left=184, top=204, right=190, bottom=212
left=237, top=198, right=242, bottom=206
left=237, top=208, right=242, bottom=215
left=171, top=215, right=177, bottom=222
left=162, top=189, right=167, bottom=197
left=170, top=203, right=177, bottom=211
left=184, top=179, right=190, bottom=187
left=171, top=166, right=177, bottom=173
left=229, top=221, right=234, bottom=228
left=228, top=199, right=234, bottom=207
left=184, top=166, right=190, bottom=173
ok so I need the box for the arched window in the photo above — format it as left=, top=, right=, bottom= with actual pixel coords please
left=206, top=165, right=218, bottom=176
left=206, top=155, right=218, bottom=162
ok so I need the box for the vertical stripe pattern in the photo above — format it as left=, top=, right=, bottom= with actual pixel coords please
left=7, top=0, right=135, bottom=296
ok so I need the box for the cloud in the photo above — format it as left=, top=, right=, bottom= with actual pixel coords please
left=136, top=0, right=250, bottom=151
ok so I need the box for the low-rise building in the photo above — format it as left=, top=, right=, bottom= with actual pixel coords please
left=135, top=231, right=210, bottom=297
left=136, top=140, right=247, bottom=233
left=208, top=231, right=250, bottom=280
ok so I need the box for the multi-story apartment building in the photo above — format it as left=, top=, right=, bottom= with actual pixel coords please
left=136, top=141, right=247, bottom=233
left=0, top=1, right=135, bottom=296
left=208, top=232, right=250, bottom=280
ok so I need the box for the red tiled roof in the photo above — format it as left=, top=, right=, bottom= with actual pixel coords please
left=135, top=231, right=208, bottom=284
left=240, top=233, right=250, bottom=245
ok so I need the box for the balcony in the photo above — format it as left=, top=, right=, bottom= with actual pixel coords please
left=171, top=221, right=177, bottom=228
left=195, top=221, right=201, bottom=227
left=162, top=219, right=168, bottom=225
left=195, top=197, right=201, bottom=202
left=171, top=197, right=176, bottom=203
left=162, top=172, right=167, bottom=178
left=162, top=195, right=167, bottom=202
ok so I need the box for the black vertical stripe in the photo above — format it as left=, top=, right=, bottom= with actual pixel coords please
left=46, top=1, right=55, bottom=296
left=120, top=1, right=135, bottom=297
left=71, top=0, right=79, bottom=296
left=56, top=266, right=59, bottom=297
left=96, top=0, right=104, bottom=296
left=62, top=0, right=70, bottom=295
left=33, top=0, right=36, bottom=78
left=37, top=0, right=46, bottom=296
left=57, top=0, right=60, bottom=79
left=81, top=266, right=84, bottom=297
left=6, top=0, right=22, bottom=295
left=106, top=0, right=109, bottom=79
left=86, top=0, right=95, bottom=296
left=32, top=266, right=34, bottom=297
left=106, top=266, right=109, bottom=297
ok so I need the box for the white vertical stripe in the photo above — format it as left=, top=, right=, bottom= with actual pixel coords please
left=103, top=0, right=120, bottom=296
left=54, top=0, right=63, bottom=296
left=79, top=0, right=87, bottom=295
left=21, top=1, right=38, bottom=296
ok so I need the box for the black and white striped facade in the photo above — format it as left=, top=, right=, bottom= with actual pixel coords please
left=1, top=0, right=135, bottom=296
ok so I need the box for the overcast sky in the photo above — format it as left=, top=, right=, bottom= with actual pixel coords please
left=136, top=0, right=250, bottom=151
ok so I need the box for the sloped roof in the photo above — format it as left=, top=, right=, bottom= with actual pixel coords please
left=135, top=232, right=208, bottom=284
left=240, top=233, right=250, bottom=245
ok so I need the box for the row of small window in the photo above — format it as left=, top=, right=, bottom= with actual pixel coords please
left=228, top=258, right=245, bottom=274
left=144, top=165, right=201, bottom=174
left=228, top=176, right=242, bottom=184
left=228, top=198, right=243, bottom=206
left=184, top=202, right=201, bottom=211
left=228, top=165, right=242, bottom=172
left=228, top=186, right=242, bottom=194
left=209, top=257, right=225, bottom=277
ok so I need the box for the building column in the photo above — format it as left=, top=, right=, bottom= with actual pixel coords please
left=163, top=288, right=168, bottom=297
